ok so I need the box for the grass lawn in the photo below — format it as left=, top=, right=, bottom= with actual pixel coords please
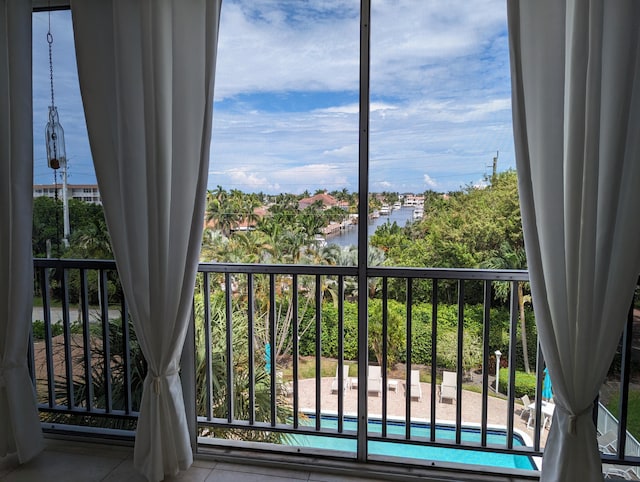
left=606, top=389, right=640, bottom=439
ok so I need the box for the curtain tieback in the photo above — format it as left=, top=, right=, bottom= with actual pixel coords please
left=556, top=402, right=592, bottom=435
left=150, top=369, right=180, bottom=395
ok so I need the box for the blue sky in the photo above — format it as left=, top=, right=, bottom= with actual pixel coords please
left=33, top=0, right=514, bottom=195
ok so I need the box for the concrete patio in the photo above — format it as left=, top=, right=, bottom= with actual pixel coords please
left=294, top=377, right=549, bottom=448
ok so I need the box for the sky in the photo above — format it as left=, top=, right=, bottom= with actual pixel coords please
left=33, top=0, right=514, bottom=195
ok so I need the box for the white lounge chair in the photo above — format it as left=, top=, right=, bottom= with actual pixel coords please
left=407, top=369, right=422, bottom=401
left=331, top=364, right=351, bottom=393
left=520, top=394, right=533, bottom=421
left=439, top=371, right=457, bottom=403
left=603, top=464, right=635, bottom=480
left=598, top=430, right=618, bottom=454
left=368, top=365, right=383, bottom=396
left=276, top=370, right=292, bottom=396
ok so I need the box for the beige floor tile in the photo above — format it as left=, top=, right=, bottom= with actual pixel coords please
left=206, top=468, right=308, bottom=482
left=212, top=462, right=309, bottom=480
left=1, top=448, right=121, bottom=482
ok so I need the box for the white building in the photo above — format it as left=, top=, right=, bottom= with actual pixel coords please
left=33, top=183, right=102, bottom=205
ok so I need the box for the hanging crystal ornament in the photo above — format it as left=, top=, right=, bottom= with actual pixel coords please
left=45, top=31, right=66, bottom=170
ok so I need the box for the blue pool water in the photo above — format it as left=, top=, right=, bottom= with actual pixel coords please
left=289, top=415, right=536, bottom=471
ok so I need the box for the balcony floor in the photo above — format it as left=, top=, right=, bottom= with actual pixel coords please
left=1, top=439, right=389, bottom=482
left=0, top=437, right=540, bottom=482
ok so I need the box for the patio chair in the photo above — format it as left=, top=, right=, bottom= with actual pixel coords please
left=603, top=464, right=635, bottom=480
left=520, top=394, right=533, bottom=421
left=406, top=369, right=422, bottom=401
left=439, top=371, right=457, bottom=403
left=598, top=430, right=618, bottom=454
left=331, top=364, right=351, bottom=393
left=276, top=370, right=292, bottom=397
left=368, top=365, right=383, bottom=396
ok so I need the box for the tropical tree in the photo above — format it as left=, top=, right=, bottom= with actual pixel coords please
left=481, top=241, right=531, bottom=373
left=205, top=187, right=240, bottom=237
left=368, top=299, right=405, bottom=367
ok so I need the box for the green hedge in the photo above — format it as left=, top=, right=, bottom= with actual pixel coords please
left=299, top=299, right=524, bottom=370
left=498, top=368, right=537, bottom=397
left=32, top=320, right=63, bottom=340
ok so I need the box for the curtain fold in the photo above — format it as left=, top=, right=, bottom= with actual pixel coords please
left=71, top=1, right=221, bottom=480
left=0, top=0, right=44, bottom=464
left=508, top=1, right=640, bottom=480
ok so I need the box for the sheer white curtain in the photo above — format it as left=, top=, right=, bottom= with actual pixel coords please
left=71, top=1, right=221, bottom=480
left=508, top=1, right=640, bottom=480
left=0, top=0, right=44, bottom=464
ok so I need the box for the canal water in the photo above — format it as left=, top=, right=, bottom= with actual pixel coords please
left=326, top=206, right=416, bottom=248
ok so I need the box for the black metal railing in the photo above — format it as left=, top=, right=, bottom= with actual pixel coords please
left=28, top=258, right=639, bottom=477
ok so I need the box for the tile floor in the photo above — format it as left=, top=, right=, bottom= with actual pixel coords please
left=0, top=439, right=395, bottom=482
left=1, top=437, right=550, bottom=482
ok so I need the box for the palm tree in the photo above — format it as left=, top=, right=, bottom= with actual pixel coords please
left=481, top=242, right=531, bottom=373
left=192, top=291, right=293, bottom=442
left=205, top=194, right=240, bottom=237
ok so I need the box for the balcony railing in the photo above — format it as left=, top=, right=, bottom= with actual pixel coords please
left=29, top=258, right=640, bottom=478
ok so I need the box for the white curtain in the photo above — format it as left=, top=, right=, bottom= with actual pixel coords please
left=508, top=1, right=640, bottom=481
left=71, top=1, right=221, bottom=480
left=0, top=0, right=44, bottom=464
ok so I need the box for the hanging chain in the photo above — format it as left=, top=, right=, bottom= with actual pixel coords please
left=47, top=31, right=55, bottom=108
left=48, top=6, right=61, bottom=253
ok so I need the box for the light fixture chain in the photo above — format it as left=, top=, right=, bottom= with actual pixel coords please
left=47, top=31, right=55, bottom=108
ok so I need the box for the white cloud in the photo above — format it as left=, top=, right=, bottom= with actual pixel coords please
left=375, top=181, right=393, bottom=189
left=423, top=174, right=438, bottom=189
left=215, top=0, right=508, bottom=100
left=225, top=168, right=280, bottom=191
left=32, top=2, right=516, bottom=195
left=322, top=145, right=357, bottom=158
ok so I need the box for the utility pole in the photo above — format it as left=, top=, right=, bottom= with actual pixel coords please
left=62, top=158, right=70, bottom=247
left=492, top=151, right=498, bottom=182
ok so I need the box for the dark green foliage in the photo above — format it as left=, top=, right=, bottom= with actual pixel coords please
left=498, top=368, right=537, bottom=397
left=299, top=299, right=516, bottom=372
left=31, top=320, right=63, bottom=340
left=33, top=197, right=112, bottom=259
left=193, top=290, right=293, bottom=442
left=47, top=315, right=145, bottom=431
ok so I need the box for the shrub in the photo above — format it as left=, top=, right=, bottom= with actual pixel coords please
left=498, top=368, right=537, bottom=397
left=31, top=320, right=63, bottom=340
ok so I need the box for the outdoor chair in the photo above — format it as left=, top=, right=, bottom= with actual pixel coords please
left=520, top=394, right=533, bottom=421
left=405, top=369, right=422, bottom=401
left=439, top=371, right=457, bottom=403
left=331, top=364, right=351, bottom=393
left=598, top=430, right=618, bottom=454
left=276, top=370, right=292, bottom=397
left=368, top=365, right=383, bottom=396
left=603, top=464, right=635, bottom=480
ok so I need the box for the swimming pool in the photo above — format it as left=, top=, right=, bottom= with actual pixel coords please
left=289, top=415, right=536, bottom=471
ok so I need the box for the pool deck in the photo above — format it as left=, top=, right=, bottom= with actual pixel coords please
left=292, top=377, right=549, bottom=448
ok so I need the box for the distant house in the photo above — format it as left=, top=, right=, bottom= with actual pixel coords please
left=297, top=192, right=339, bottom=210
left=403, top=194, right=425, bottom=207
left=232, top=206, right=269, bottom=232
left=204, top=206, right=269, bottom=232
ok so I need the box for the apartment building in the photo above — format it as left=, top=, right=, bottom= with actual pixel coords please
left=33, top=183, right=102, bottom=204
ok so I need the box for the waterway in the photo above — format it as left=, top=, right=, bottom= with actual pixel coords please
left=326, top=206, right=416, bottom=248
